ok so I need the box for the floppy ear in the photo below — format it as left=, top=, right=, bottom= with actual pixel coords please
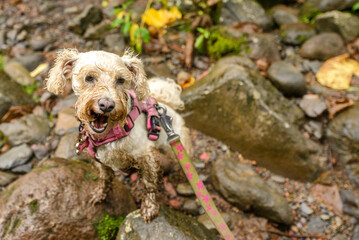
left=122, top=51, right=149, bottom=100
left=46, top=48, right=79, bottom=95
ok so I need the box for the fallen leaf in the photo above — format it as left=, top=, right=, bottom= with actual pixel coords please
left=326, top=97, right=354, bottom=119
left=316, top=54, right=359, bottom=90
left=142, top=7, right=181, bottom=29
left=184, top=32, right=194, bottom=69
left=30, top=63, right=49, bottom=78
left=163, top=177, right=177, bottom=197
left=179, top=76, right=195, bottom=89
left=1, top=105, right=33, bottom=123
left=309, top=184, right=343, bottom=215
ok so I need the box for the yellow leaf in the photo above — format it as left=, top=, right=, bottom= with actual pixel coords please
left=316, top=54, right=359, bottom=90
left=117, top=11, right=126, bottom=19
left=142, top=7, right=181, bottom=29
left=101, top=1, right=109, bottom=7
left=179, top=76, right=195, bottom=89
left=130, top=23, right=139, bottom=42
left=30, top=63, right=49, bottom=78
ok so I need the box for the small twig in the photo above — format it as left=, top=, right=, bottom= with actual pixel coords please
left=262, top=229, right=330, bottom=239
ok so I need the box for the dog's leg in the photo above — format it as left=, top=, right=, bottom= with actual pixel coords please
left=90, top=160, right=114, bottom=205
left=139, top=151, right=161, bottom=222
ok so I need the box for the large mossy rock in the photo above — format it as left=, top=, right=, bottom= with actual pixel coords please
left=211, top=157, right=293, bottom=225
left=0, top=158, right=136, bottom=240
left=0, top=72, right=34, bottom=120
left=181, top=56, right=323, bottom=181
left=117, top=205, right=217, bottom=240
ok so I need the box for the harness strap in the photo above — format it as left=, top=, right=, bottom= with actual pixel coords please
left=76, top=90, right=160, bottom=158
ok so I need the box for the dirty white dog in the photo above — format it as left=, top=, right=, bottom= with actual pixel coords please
left=46, top=49, right=192, bottom=221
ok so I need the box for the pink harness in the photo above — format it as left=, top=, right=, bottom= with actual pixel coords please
left=76, top=90, right=161, bottom=158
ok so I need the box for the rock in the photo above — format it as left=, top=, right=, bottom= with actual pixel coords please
left=55, top=107, right=79, bottom=135
left=117, top=205, right=217, bottom=240
left=0, top=158, right=136, bottom=239
left=68, top=5, right=103, bottom=35
left=197, top=212, right=231, bottom=231
left=0, top=171, right=18, bottom=187
left=0, top=30, right=6, bottom=47
left=211, top=157, right=293, bottom=225
left=84, top=20, right=111, bottom=40
left=221, top=0, right=273, bottom=30
left=302, top=0, right=357, bottom=16
left=0, top=114, right=51, bottom=146
left=270, top=5, right=299, bottom=26
left=304, top=121, right=323, bottom=139
left=0, top=72, right=34, bottom=119
left=16, top=30, right=27, bottom=42
left=347, top=163, right=359, bottom=187
left=267, top=61, right=307, bottom=96
left=327, top=104, right=359, bottom=164
left=315, top=11, right=359, bottom=42
left=31, top=144, right=51, bottom=160
left=54, top=132, right=91, bottom=161
left=299, top=95, right=327, bottom=118
left=279, top=23, right=316, bottom=45
left=6, top=29, right=17, bottom=43
left=299, top=33, right=346, bottom=60
left=182, top=56, right=323, bottom=181
left=29, top=38, right=51, bottom=51
left=14, top=53, right=45, bottom=72
left=52, top=94, right=78, bottom=115
left=307, top=216, right=327, bottom=233
left=309, top=184, right=343, bottom=215
left=3, top=61, right=34, bottom=85
left=246, top=33, right=281, bottom=63
left=105, top=33, right=125, bottom=53
left=11, top=162, right=32, bottom=173
left=182, top=199, right=198, bottom=215
left=176, top=183, right=194, bottom=196
left=353, top=225, right=359, bottom=240
left=0, top=144, right=33, bottom=170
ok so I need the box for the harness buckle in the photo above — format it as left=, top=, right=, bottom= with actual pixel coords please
left=124, top=115, right=135, bottom=132
left=151, top=116, right=161, bottom=132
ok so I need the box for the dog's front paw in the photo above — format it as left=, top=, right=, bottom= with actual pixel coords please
left=141, top=193, right=160, bottom=223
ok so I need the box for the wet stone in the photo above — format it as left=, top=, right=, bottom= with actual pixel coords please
left=307, top=216, right=327, bottom=233
left=299, top=95, right=327, bottom=118
left=0, top=144, right=33, bottom=170
left=117, top=205, right=217, bottom=240
left=176, top=183, right=195, bottom=196
left=280, top=22, right=316, bottom=45
left=270, top=5, right=299, bottom=26
left=267, top=61, right=307, bottom=96
left=0, top=171, right=18, bottom=187
left=300, top=33, right=346, bottom=60
left=182, top=199, right=198, bottom=215
left=300, top=202, right=314, bottom=216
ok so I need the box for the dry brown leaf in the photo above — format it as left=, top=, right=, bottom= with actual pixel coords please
left=184, top=32, right=194, bottom=69
left=326, top=97, right=354, bottom=119
left=1, top=105, right=33, bottom=123
left=309, top=184, right=343, bottom=215
left=316, top=54, right=359, bottom=90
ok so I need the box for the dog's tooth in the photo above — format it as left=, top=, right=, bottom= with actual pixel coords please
left=103, top=123, right=108, bottom=127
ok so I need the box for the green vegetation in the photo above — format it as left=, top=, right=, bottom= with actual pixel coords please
left=0, top=54, right=4, bottom=71
left=84, top=170, right=98, bottom=182
left=207, top=27, right=249, bottom=59
left=94, top=213, right=124, bottom=240
left=300, top=9, right=322, bottom=24
left=29, top=199, right=39, bottom=214
left=3, top=219, right=11, bottom=236
left=10, top=218, right=21, bottom=234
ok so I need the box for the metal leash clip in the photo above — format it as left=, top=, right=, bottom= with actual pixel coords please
left=155, top=104, right=179, bottom=142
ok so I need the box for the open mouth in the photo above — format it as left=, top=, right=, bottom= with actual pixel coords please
left=89, top=111, right=108, bottom=133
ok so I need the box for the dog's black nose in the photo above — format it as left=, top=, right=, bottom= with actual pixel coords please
left=98, top=98, right=115, bottom=113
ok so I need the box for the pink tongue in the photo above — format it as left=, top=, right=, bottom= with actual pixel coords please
left=95, top=119, right=103, bottom=129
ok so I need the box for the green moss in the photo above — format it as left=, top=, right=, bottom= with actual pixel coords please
left=300, top=8, right=322, bottom=24
left=10, top=218, right=21, bottom=234
left=84, top=170, right=98, bottom=182
left=295, top=35, right=308, bottom=43
left=29, top=199, right=39, bottom=214
left=39, top=164, right=59, bottom=171
left=207, top=27, right=249, bottom=59
left=94, top=213, right=124, bottom=240
left=3, top=218, right=11, bottom=236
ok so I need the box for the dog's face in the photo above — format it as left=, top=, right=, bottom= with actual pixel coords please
left=46, top=49, right=149, bottom=138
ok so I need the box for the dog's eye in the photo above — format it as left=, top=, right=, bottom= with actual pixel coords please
left=85, top=75, right=95, bottom=83
left=116, top=77, right=125, bottom=85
